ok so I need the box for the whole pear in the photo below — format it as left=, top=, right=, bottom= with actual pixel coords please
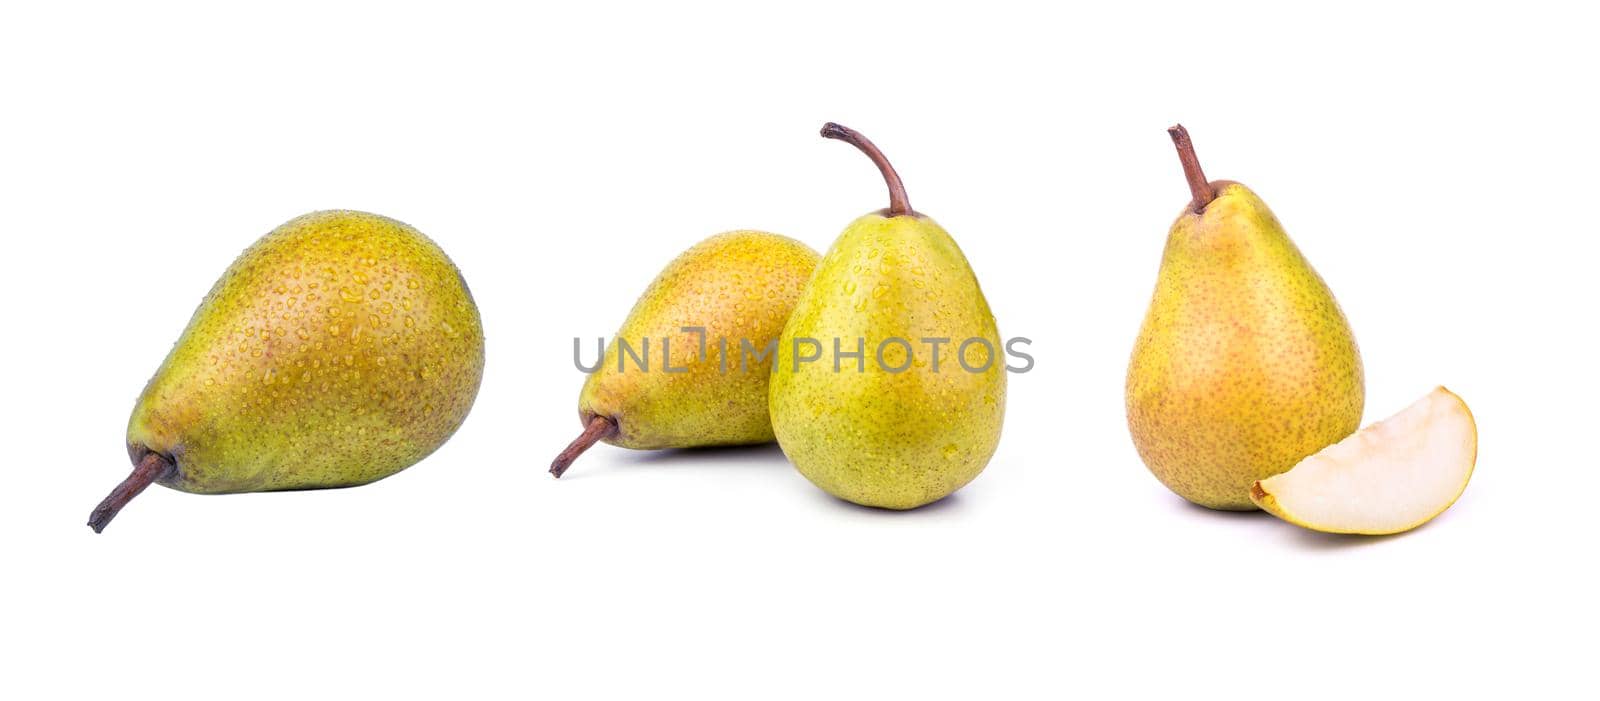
left=549, top=231, right=820, bottom=477
left=89, top=210, right=485, bottom=532
left=770, top=123, right=1006, bottom=510
left=1126, top=126, right=1364, bottom=510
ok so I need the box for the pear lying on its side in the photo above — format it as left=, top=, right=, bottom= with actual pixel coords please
left=1251, top=387, right=1477, bottom=535
left=89, top=210, right=485, bottom=533
left=550, top=231, right=820, bottom=477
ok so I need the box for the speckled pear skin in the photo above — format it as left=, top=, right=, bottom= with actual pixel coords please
left=127, top=210, right=485, bottom=494
left=770, top=213, right=1006, bottom=510
left=579, top=231, right=820, bottom=449
left=1126, top=182, right=1363, bottom=510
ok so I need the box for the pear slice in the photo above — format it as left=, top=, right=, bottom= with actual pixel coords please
left=1250, top=387, right=1477, bottom=535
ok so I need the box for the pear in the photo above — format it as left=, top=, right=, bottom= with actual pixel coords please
left=769, top=123, right=1006, bottom=510
left=1251, top=387, right=1477, bottom=535
left=549, top=231, right=820, bottom=477
left=1126, top=125, right=1364, bottom=510
left=88, top=210, right=485, bottom=533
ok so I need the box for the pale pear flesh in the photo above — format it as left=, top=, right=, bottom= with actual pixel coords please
left=1251, top=387, right=1477, bottom=535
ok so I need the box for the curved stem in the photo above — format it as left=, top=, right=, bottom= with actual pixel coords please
left=88, top=452, right=174, bottom=533
left=1167, top=124, right=1217, bottom=213
left=550, top=415, right=618, bottom=478
left=821, top=122, right=911, bottom=216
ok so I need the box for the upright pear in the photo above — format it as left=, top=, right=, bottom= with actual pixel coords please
left=770, top=123, right=1006, bottom=510
left=89, top=210, right=485, bottom=532
left=549, top=231, right=820, bottom=477
left=1126, top=125, right=1364, bottom=510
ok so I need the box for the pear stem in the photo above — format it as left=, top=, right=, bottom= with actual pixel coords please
left=821, top=122, right=911, bottom=217
left=550, top=415, right=618, bottom=478
left=1167, top=124, right=1216, bottom=213
left=88, top=452, right=174, bottom=533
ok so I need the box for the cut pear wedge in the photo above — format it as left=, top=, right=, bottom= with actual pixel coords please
left=1250, top=387, right=1477, bottom=535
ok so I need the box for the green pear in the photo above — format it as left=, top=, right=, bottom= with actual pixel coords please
left=769, top=123, right=1006, bottom=510
left=89, top=210, right=485, bottom=532
left=1126, top=125, right=1364, bottom=510
left=549, top=231, right=820, bottom=477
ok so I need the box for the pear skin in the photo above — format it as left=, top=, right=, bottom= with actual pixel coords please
left=769, top=124, right=1006, bottom=510
left=1126, top=126, right=1364, bottom=510
left=550, top=231, right=820, bottom=477
left=89, top=210, right=485, bottom=532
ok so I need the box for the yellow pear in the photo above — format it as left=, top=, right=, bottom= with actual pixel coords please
left=90, top=211, right=485, bottom=532
left=549, top=231, right=819, bottom=477
left=1126, top=126, right=1364, bottom=510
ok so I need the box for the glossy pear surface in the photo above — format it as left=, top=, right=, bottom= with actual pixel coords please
left=128, top=210, right=485, bottom=494
left=1127, top=182, right=1363, bottom=509
left=771, top=212, right=1006, bottom=509
left=579, top=231, right=819, bottom=449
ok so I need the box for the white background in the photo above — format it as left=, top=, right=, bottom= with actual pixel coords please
left=2, top=1, right=1595, bottom=698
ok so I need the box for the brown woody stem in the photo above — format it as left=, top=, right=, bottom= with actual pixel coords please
left=550, top=415, right=618, bottom=478
left=1167, top=124, right=1217, bottom=213
left=821, top=122, right=912, bottom=216
left=88, top=452, right=174, bottom=533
